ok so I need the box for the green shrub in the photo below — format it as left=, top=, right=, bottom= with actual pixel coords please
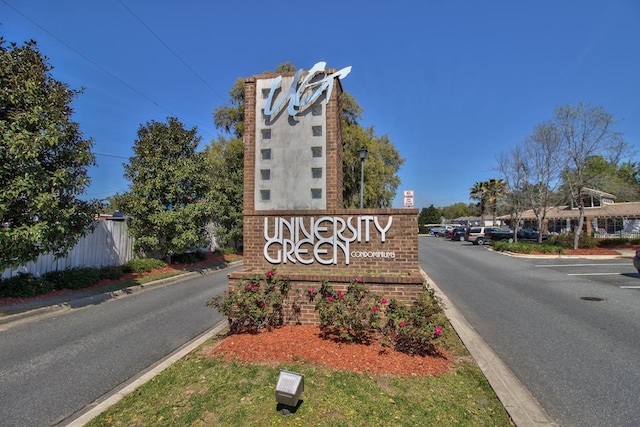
left=215, top=247, right=241, bottom=256
left=99, top=266, right=125, bottom=280
left=123, top=258, right=167, bottom=274
left=207, top=270, right=291, bottom=333
left=43, top=267, right=101, bottom=290
left=597, top=237, right=628, bottom=246
left=548, top=232, right=598, bottom=249
left=493, top=240, right=564, bottom=254
left=0, top=273, right=55, bottom=298
left=171, top=251, right=208, bottom=264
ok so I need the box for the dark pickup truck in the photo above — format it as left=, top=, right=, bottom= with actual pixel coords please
left=487, top=227, right=548, bottom=242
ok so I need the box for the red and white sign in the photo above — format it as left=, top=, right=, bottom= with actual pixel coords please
left=403, top=190, right=414, bottom=207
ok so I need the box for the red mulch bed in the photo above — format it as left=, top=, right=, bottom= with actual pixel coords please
left=207, top=325, right=454, bottom=377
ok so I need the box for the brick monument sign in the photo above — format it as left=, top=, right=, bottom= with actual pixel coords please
left=228, top=62, right=423, bottom=324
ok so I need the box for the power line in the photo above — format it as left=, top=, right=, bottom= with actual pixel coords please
left=117, top=0, right=226, bottom=103
left=95, top=152, right=129, bottom=160
left=1, top=0, right=217, bottom=139
left=1, top=0, right=179, bottom=116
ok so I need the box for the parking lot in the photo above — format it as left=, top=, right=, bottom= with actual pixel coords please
left=533, top=259, right=640, bottom=289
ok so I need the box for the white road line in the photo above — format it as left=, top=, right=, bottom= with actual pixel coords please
left=620, top=286, right=640, bottom=289
left=567, top=273, right=624, bottom=276
left=536, top=264, right=629, bottom=268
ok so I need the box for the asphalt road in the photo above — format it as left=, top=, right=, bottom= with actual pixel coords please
left=0, top=265, right=239, bottom=427
left=419, top=236, right=640, bottom=427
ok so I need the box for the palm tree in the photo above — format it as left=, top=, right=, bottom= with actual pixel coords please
left=486, top=178, right=508, bottom=226
left=469, top=181, right=489, bottom=224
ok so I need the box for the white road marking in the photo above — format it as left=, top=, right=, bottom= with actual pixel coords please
left=620, top=286, right=640, bottom=289
left=536, top=264, right=629, bottom=268
left=567, top=273, right=623, bottom=276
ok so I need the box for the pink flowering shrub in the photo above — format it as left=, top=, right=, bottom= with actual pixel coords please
left=314, top=278, right=383, bottom=344
left=315, top=279, right=446, bottom=355
left=207, top=270, right=293, bottom=333
left=382, top=287, right=447, bottom=356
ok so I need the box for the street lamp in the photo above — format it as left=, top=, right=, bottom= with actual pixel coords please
left=358, top=147, right=368, bottom=209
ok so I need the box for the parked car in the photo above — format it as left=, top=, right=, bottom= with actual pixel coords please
left=466, top=226, right=503, bottom=245
left=451, top=227, right=467, bottom=241
left=434, top=225, right=455, bottom=237
left=633, top=248, right=640, bottom=273
left=488, top=227, right=548, bottom=242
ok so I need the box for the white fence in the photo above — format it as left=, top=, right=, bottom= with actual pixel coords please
left=1, top=220, right=134, bottom=279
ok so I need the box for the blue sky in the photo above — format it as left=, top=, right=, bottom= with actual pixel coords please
left=2, top=0, right=639, bottom=209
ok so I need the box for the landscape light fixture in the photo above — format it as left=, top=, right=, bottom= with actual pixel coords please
left=275, top=370, right=304, bottom=415
left=358, top=147, right=368, bottom=209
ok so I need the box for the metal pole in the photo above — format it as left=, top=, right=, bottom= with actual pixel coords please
left=360, top=157, right=364, bottom=209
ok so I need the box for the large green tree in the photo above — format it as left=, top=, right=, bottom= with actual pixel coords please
left=0, top=39, right=100, bottom=270
left=121, top=117, right=210, bottom=261
left=204, top=137, right=244, bottom=250
left=418, top=204, right=441, bottom=227
left=578, top=156, right=640, bottom=202
left=440, top=202, right=477, bottom=221
left=341, top=95, right=404, bottom=208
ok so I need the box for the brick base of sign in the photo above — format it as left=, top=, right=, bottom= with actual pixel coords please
left=227, top=271, right=425, bottom=325
left=240, top=208, right=420, bottom=274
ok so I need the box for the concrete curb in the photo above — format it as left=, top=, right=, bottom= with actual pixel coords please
left=421, top=269, right=558, bottom=427
left=58, top=320, right=229, bottom=427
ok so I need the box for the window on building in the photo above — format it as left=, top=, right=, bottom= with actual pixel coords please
left=261, top=169, right=271, bottom=180
left=312, top=126, right=322, bottom=136
left=260, top=190, right=271, bottom=201
left=311, top=146, right=322, bottom=158
left=261, top=88, right=270, bottom=99
left=312, top=167, right=322, bottom=179
left=311, top=188, right=322, bottom=199
left=261, top=129, right=271, bottom=139
left=261, top=149, right=271, bottom=160
left=311, top=105, right=322, bottom=116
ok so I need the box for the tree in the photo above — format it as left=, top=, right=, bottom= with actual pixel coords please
left=418, top=205, right=441, bottom=228
left=440, top=202, right=476, bottom=221
left=469, top=181, right=489, bottom=224
left=121, top=117, right=210, bottom=261
left=523, top=122, right=563, bottom=240
left=485, top=178, right=508, bottom=226
left=204, top=137, right=244, bottom=250
left=211, top=64, right=404, bottom=214
left=341, top=117, right=403, bottom=208
left=614, top=161, right=640, bottom=201
left=0, top=39, right=100, bottom=270
left=497, top=145, right=530, bottom=242
left=579, top=156, right=640, bottom=202
left=554, top=102, right=627, bottom=249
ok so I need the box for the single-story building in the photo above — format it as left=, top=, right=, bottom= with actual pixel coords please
left=498, top=188, right=640, bottom=237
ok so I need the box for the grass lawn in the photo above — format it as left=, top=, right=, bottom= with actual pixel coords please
left=85, top=328, right=513, bottom=427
